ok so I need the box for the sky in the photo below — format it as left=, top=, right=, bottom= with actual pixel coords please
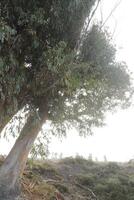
left=0, top=0, right=134, bottom=162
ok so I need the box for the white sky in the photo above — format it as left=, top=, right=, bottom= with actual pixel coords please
left=0, top=0, right=134, bottom=162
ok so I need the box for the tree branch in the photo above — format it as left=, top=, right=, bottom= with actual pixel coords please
left=100, top=0, right=123, bottom=29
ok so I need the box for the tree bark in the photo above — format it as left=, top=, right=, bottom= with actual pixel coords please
left=0, top=112, right=45, bottom=199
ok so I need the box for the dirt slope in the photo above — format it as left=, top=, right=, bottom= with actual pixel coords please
left=1, top=156, right=134, bottom=200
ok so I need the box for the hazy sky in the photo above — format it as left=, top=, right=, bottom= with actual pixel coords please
left=0, top=0, right=134, bottom=162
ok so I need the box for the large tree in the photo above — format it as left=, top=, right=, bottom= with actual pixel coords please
left=0, top=0, right=132, bottom=199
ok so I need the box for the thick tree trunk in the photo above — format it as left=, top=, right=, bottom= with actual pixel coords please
left=0, top=112, right=45, bottom=199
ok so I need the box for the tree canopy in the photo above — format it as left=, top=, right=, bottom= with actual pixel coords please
left=0, top=0, right=132, bottom=137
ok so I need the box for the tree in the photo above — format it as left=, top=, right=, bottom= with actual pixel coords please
left=0, top=0, right=132, bottom=199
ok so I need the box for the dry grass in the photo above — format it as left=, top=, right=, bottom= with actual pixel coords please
left=1, top=156, right=134, bottom=200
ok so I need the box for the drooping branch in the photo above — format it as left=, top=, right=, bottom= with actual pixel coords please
left=76, top=0, right=101, bottom=51
left=100, top=0, right=123, bottom=29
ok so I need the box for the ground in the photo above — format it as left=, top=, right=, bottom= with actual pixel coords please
left=0, top=156, right=134, bottom=200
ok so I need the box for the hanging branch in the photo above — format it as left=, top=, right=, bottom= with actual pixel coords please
left=84, top=0, right=101, bottom=35
left=111, top=17, right=117, bottom=38
left=100, top=0, right=123, bottom=29
left=76, top=0, right=101, bottom=53
left=100, top=0, right=104, bottom=24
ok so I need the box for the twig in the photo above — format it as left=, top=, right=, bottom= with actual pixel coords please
left=100, top=0, right=123, bottom=29
left=74, top=182, right=99, bottom=200
left=44, top=179, right=62, bottom=183
left=21, top=181, right=32, bottom=196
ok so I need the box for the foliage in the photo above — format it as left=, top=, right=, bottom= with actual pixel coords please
left=65, top=158, right=134, bottom=200
left=0, top=0, right=133, bottom=146
left=59, top=155, right=94, bottom=166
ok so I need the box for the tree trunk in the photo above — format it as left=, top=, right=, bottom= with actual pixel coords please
left=0, top=112, right=45, bottom=199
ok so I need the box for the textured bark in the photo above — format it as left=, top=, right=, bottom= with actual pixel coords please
left=0, top=112, right=45, bottom=199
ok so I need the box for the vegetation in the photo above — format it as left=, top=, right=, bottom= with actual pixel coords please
left=1, top=156, right=134, bottom=200
left=0, top=0, right=133, bottom=198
